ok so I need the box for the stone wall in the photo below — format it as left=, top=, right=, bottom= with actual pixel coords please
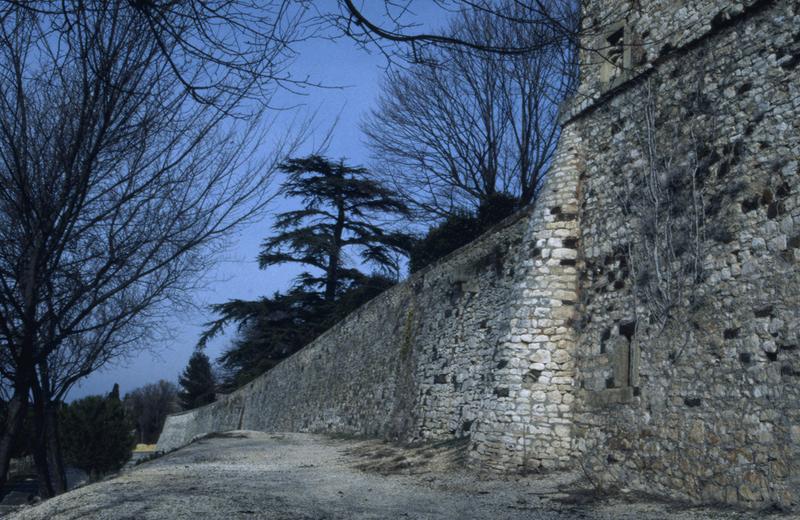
left=158, top=0, right=800, bottom=509
left=157, top=196, right=578, bottom=459
left=570, top=0, right=800, bottom=508
left=571, top=0, right=771, bottom=116
left=469, top=126, right=582, bottom=471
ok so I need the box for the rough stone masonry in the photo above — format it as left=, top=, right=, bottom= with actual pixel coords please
left=158, top=0, right=800, bottom=510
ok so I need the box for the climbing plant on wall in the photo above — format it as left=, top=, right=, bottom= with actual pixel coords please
left=617, top=75, right=726, bottom=360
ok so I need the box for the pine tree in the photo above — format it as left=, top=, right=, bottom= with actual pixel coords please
left=199, top=155, right=411, bottom=388
left=259, top=155, right=411, bottom=301
left=60, top=387, right=134, bottom=478
left=109, top=383, right=121, bottom=401
left=212, top=274, right=395, bottom=390
left=178, top=351, right=216, bottom=410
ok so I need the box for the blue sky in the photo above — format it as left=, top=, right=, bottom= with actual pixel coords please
left=69, top=3, right=450, bottom=400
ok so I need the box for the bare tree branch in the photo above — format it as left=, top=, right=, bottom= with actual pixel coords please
left=0, top=1, right=310, bottom=493
left=363, top=2, right=577, bottom=219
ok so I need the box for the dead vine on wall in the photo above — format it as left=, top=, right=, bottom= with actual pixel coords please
left=618, top=74, right=720, bottom=360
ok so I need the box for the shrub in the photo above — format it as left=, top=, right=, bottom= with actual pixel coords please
left=60, top=389, right=134, bottom=477
left=409, top=193, right=519, bottom=273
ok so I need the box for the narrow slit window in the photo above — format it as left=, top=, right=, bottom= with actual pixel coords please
left=606, top=28, right=625, bottom=70
left=600, top=23, right=630, bottom=86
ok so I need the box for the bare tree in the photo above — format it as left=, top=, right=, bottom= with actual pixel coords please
left=124, top=381, right=180, bottom=445
left=0, top=0, right=313, bottom=109
left=363, top=3, right=577, bottom=218
left=0, top=3, right=306, bottom=495
left=331, top=0, right=582, bottom=62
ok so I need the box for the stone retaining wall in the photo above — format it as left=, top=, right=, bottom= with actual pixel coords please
left=157, top=126, right=583, bottom=470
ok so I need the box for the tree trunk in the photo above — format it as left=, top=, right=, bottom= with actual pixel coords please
left=325, top=200, right=346, bottom=302
left=32, top=384, right=67, bottom=498
left=31, top=428, right=51, bottom=498
left=0, top=388, right=29, bottom=490
left=43, top=401, right=66, bottom=496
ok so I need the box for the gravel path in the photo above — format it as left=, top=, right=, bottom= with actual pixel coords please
left=6, top=431, right=778, bottom=519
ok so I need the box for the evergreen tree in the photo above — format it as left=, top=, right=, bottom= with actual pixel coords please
left=60, top=387, right=134, bottom=478
left=409, top=193, right=519, bottom=273
left=178, top=351, right=216, bottom=410
left=213, top=274, right=395, bottom=390
left=199, top=155, right=411, bottom=388
left=259, top=155, right=411, bottom=301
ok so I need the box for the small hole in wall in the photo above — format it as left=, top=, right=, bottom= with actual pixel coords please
left=619, top=321, right=636, bottom=342
left=605, top=377, right=615, bottom=389
left=739, top=352, right=752, bottom=363
left=524, top=369, right=542, bottom=383
left=600, top=328, right=611, bottom=353
left=767, top=202, right=784, bottom=219
left=710, top=11, right=730, bottom=31
left=606, top=28, right=624, bottom=66
left=780, top=53, right=800, bottom=71
left=723, top=328, right=740, bottom=340
left=684, top=397, right=702, bottom=407
left=741, top=196, right=759, bottom=213
left=736, top=82, right=753, bottom=95
left=716, top=160, right=730, bottom=178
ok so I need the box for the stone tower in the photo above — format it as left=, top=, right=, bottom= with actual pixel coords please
left=562, top=0, right=800, bottom=507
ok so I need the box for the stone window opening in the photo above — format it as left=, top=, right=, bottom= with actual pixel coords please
left=600, top=22, right=632, bottom=87
left=614, top=321, right=639, bottom=387
left=607, top=28, right=625, bottom=68
left=594, top=321, right=640, bottom=405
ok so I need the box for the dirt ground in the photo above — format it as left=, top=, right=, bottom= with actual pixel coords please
left=5, top=431, right=787, bottom=519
